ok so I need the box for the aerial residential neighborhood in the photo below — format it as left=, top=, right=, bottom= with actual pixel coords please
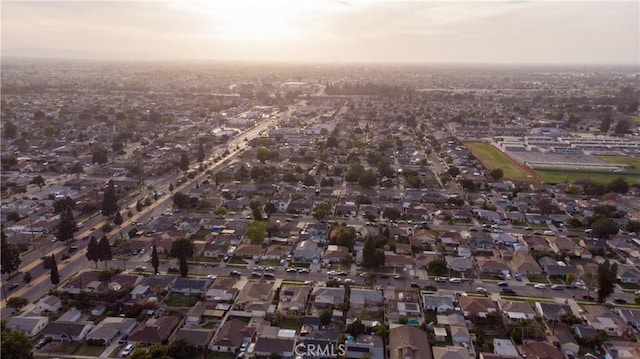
left=1, top=58, right=639, bottom=359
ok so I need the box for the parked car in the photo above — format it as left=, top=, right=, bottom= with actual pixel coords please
left=120, top=344, right=134, bottom=357
left=251, top=272, right=262, bottom=278
left=286, top=268, right=297, bottom=273
left=35, top=339, right=47, bottom=350
left=8, top=283, right=19, bottom=290
left=229, top=270, right=242, bottom=277
left=534, top=284, right=547, bottom=289
left=410, top=282, right=420, bottom=288
left=476, top=287, right=488, bottom=294
left=551, top=284, right=564, bottom=290
left=344, top=278, right=354, bottom=284
left=135, top=266, right=146, bottom=271
left=424, top=285, right=437, bottom=291
left=263, top=273, right=275, bottom=279
left=67, top=245, right=78, bottom=253
left=167, top=267, right=179, bottom=273
left=435, top=277, right=447, bottom=282
left=582, top=294, right=595, bottom=301
left=614, top=298, right=627, bottom=304
left=497, top=281, right=509, bottom=287
left=501, top=288, right=516, bottom=295
left=449, top=278, right=462, bottom=283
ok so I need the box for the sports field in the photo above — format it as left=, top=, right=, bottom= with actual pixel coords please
left=536, top=169, right=640, bottom=185
left=464, top=142, right=535, bottom=182
left=597, top=156, right=640, bottom=172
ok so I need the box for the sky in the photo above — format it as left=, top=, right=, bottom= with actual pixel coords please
left=1, top=0, right=639, bottom=64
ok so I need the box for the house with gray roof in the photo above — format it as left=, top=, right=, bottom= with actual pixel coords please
left=7, top=316, right=49, bottom=338
left=350, top=288, right=384, bottom=310
left=86, top=317, right=137, bottom=346
left=423, top=294, right=455, bottom=314
left=43, top=321, right=94, bottom=342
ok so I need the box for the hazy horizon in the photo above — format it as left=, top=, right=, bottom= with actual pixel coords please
left=2, top=0, right=639, bottom=65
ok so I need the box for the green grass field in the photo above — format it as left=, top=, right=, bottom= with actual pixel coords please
left=627, top=115, right=640, bottom=123
left=597, top=156, right=640, bottom=172
left=464, top=142, right=534, bottom=182
left=536, top=169, right=640, bottom=185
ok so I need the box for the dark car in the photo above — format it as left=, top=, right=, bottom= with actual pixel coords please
left=614, top=298, right=627, bottom=304
left=501, top=288, right=516, bottom=295
left=68, top=245, right=78, bottom=253
left=229, top=270, right=242, bottom=277
left=582, top=294, right=595, bottom=301
left=410, top=282, right=420, bottom=288
left=167, top=267, right=180, bottom=273
left=35, top=339, right=47, bottom=350
left=251, top=272, right=262, bottom=278
left=497, top=281, right=509, bottom=287
left=423, top=285, right=437, bottom=291
left=8, top=283, right=19, bottom=290
left=379, top=273, right=389, bottom=279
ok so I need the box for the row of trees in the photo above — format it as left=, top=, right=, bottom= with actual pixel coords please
left=86, top=236, right=113, bottom=268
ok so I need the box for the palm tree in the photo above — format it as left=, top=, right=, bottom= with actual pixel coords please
left=364, top=270, right=377, bottom=287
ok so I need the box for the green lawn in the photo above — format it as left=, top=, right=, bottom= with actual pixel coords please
left=257, top=259, right=282, bottom=267
left=464, top=142, right=534, bottom=182
left=526, top=275, right=549, bottom=284
left=627, top=115, right=640, bottom=123
left=357, top=310, right=384, bottom=322
left=597, top=156, right=640, bottom=172
left=536, top=168, right=640, bottom=185
left=73, top=343, right=107, bottom=357
left=201, top=322, right=216, bottom=329
left=289, top=262, right=311, bottom=268
left=165, top=293, right=198, bottom=307
left=228, top=256, right=248, bottom=265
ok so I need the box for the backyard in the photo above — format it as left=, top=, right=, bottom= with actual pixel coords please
left=165, top=293, right=199, bottom=307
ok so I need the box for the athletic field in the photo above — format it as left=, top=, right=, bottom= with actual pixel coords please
left=464, top=142, right=535, bottom=182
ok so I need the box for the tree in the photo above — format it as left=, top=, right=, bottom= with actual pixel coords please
left=448, top=166, right=461, bottom=177
left=98, top=236, right=113, bottom=268
left=53, top=196, right=75, bottom=214
left=197, top=143, right=205, bottom=163
left=113, top=211, right=123, bottom=225
left=614, top=118, right=632, bottom=135
left=1, top=325, right=34, bottom=359
left=427, top=258, right=448, bottom=276
left=608, top=177, right=629, bottom=194
left=246, top=221, right=268, bottom=244
left=600, top=113, right=613, bottom=133
left=57, top=205, right=77, bottom=244
left=151, top=244, right=160, bottom=274
left=1, top=230, right=21, bottom=276
left=167, top=338, right=198, bottom=359
left=50, top=254, right=60, bottom=286
left=69, top=162, right=84, bottom=178
left=565, top=272, right=576, bottom=285
left=382, top=207, right=401, bottom=221
left=102, top=180, right=118, bottom=216
left=170, top=238, right=194, bottom=278
left=179, top=152, right=189, bottom=171
left=319, top=309, right=332, bottom=325
left=22, top=271, right=31, bottom=286
left=92, top=146, right=109, bottom=164
left=252, top=207, right=263, bottom=221
left=256, top=147, right=272, bottom=163
left=302, top=174, right=316, bottom=186
left=30, top=175, right=46, bottom=188
left=362, top=236, right=382, bottom=268
left=313, top=202, right=331, bottom=220
left=6, top=297, right=28, bottom=312
left=345, top=319, right=366, bottom=336
left=264, top=202, right=277, bottom=216
left=3, top=120, right=18, bottom=139
left=214, top=206, right=228, bottom=217
left=86, top=236, right=100, bottom=268
left=358, top=170, right=377, bottom=188
left=591, top=217, right=619, bottom=239
left=489, top=168, right=504, bottom=181
left=596, top=260, right=617, bottom=304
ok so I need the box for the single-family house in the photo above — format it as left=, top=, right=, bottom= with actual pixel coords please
left=583, top=305, right=627, bottom=336
left=205, top=277, right=238, bottom=302
left=477, top=257, right=510, bottom=274
left=278, top=285, right=312, bottom=314
left=323, top=245, right=349, bottom=264
left=493, top=338, right=519, bottom=357
left=172, top=277, right=211, bottom=296
left=185, top=302, right=206, bottom=325
left=344, top=334, right=385, bottom=359
left=535, top=302, right=573, bottom=322
left=33, top=295, right=62, bottom=315
left=350, top=288, right=384, bottom=310
left=43, top=321, right=94, bottom=342
left=510, top=251, right=543, bottom=276
left=616, top=308, right=640, bottom=331
left=127, top=316, right=178, bottom=346
left=389, top=324, right=432, bottom=359
left=252, top=337, right=295, bottom=358
left=423, top=295, right=455, bottom=314
left=458, top=297, right=498, bottom=318
left=174, top=323, right=214, bottom=349
left=445, top=256, right=474, bottom=272
left=233, top=244, right=264, bottom=260
left=500, top=301, right=536, bottom=320
left=6, top=316, right=49, bottom=338
left=210, top=318, right=255, bottom=352
left=293, top=240, right=321, bottom=262
left=522, top=340, right=564, bottom=359
left=312, top=287, right=345, bottom=309
left=85, top=317, right=137, bottom=346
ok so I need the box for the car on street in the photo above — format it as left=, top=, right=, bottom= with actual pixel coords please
left=582, top=294, right=595, bottom=301
left=501, top=288, right=517, bottom=295
left=469, top=227, right=479, bottom=232
left=497, top=281, right=508, bottom=287
left=449, top=278, right=462, bottom=283
left=410, top=282, right=420, bottom=288
left=229, top=270, right=242, bottom=277
left=135, top=266, right=146, bottom=271
left=434, top=277, right=447, bottom=282
left=551, top=284, right=564, bottom=290
left=424, top=285, right=437, bottom=291
left=476, top=287, right=488, bottom=294
left=337, top=271, right=348, bottom=276
left=8, top=283, right=19, bottom=290
left=167, top=267, right=179, bottom=273
left=379, top=273, right=389, bottom=279
left=68, top=245, right=78, bottom=253
left=534, top=284, right=547, bottom=289
left=263, top=273, right=275, bottom=279
left=344, top=278, right=354, bottom=284
left=251, top=272, right=262, bottom=278
left=286, top=268, right=297, bottom=273
left=297, top=268, right=310, bottom=273
left=614, top=298, right=627, bottom=304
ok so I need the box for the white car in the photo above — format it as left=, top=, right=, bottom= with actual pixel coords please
left=476, top=287, right=488, bottom=293
left=120, top=344, right=134, bottom=357
left=449, top=278, right=462, bottom=283
left=344, top=278, right=354, bottom=284
left=534, top=283, right=547, bottom=289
